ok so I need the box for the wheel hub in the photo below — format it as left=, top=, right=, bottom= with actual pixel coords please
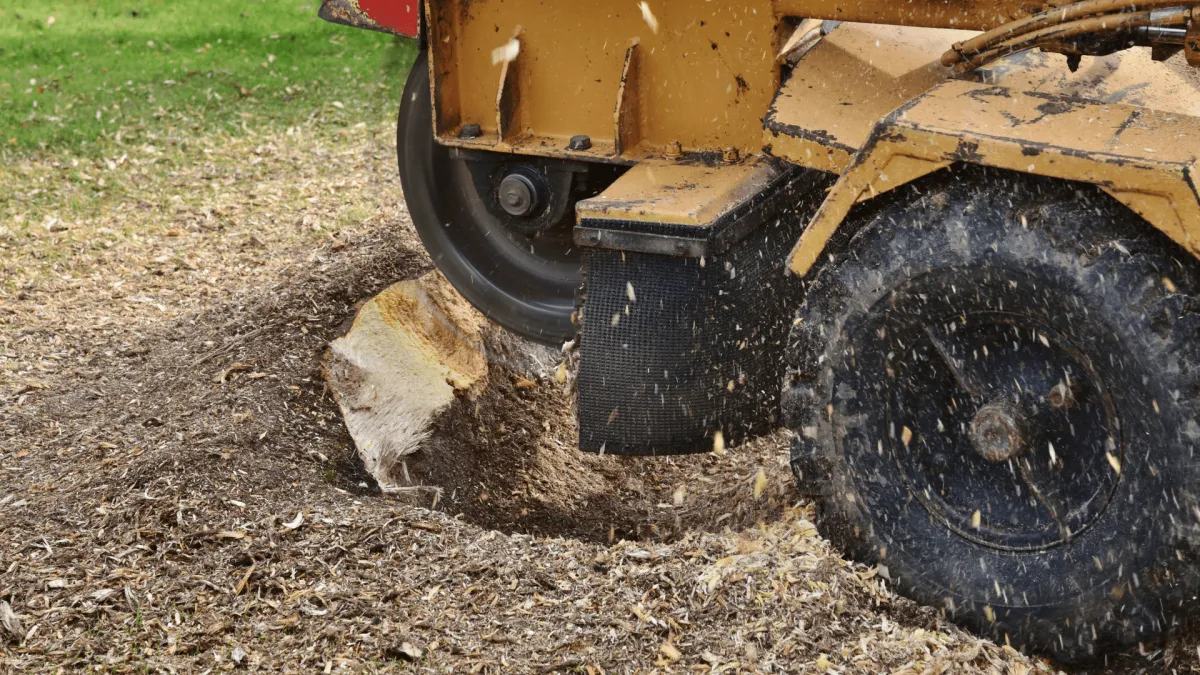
left=892, top=314, right=1120, bottom=551
left=498, top=173, right=540, bottom=217
left=398, top=49, right=625, bottom=344
left=837, top=276, right=1125, bottom=552
left=969, top=399, right=1030, bottom=463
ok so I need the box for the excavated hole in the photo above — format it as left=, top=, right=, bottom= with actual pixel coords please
left=395, top=376, right=796, bottom=543
left=384, top=334, right=796, bottom=544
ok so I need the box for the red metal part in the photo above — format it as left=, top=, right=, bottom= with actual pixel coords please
left=359, top=0, right=419, bottom=37
left=318, top=0, right=420, bottom=38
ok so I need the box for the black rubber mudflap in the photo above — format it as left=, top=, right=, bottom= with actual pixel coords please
left=577, top=212, right=810, bottom=455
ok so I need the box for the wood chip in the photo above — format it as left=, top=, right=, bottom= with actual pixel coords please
left=0, top=601, right=23, bottom=642
left=213, top=362, right=253, bottom=383
left=386, top=641, right=424, bottom=661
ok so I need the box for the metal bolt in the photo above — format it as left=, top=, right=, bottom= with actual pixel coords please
left=498, top=174, right=538, bottom=217
left=459, top=123, right=482, bottom=139
left=722, top=146, right=740, bottom=163
left=568, top=135, right=592, bottom=151
left=665, top=140, right=683, bottom=159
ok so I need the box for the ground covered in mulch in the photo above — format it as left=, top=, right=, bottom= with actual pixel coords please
left=0, top=123, right=1190, bottom=672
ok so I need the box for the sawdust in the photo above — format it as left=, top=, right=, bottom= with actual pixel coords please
left=397, top=345, right=802, bottom=544
left=0, top=121, right=1170, bottom=672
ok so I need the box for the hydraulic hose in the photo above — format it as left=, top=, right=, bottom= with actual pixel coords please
left=941, top=0, right=1197, bottom=66
left=956, top=6, right=1190, bottom=70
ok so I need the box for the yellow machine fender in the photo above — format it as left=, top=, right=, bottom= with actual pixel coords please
left=763, top=23, right=1200, bottom=276
left=787, top=79, right=1200, bottom=275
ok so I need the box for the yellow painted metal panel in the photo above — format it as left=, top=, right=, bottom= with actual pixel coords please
left=765, top=24, right=968, bottom=166
left=769, top=27, right=1200, bottom=176
left=986, top=50, right=1200, bottom=119
left=577, top=160, right=781, bottom=227
left=428, top=0, right=780, bottom=162
left=787, top=80, right=1200, bottom=275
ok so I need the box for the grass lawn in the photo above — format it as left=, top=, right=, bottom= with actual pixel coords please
left=0, top=0, right=416, bottom=155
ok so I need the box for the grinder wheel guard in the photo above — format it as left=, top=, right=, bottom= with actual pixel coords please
left=576, top=171, right=830, bottom=455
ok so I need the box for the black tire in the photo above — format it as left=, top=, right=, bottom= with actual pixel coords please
left=397, top=52, right=581, bottom=345
left=784, top=166, right=1200, bottom=661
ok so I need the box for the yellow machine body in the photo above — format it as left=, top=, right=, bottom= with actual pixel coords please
left=775, top=24, right=1200, bottom=273
left=415, top=0, right=1200, bottom=271
left=425, top=0, right=781, bottom=162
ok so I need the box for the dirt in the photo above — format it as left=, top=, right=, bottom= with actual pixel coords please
left=404, top=351, right=798, bottom=544
left=0, top=122, right=1186, bottom=672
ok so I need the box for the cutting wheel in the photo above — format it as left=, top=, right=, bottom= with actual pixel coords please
left=397, top=52, right=615, bottom=344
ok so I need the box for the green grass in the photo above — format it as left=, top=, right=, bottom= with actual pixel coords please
left=0, top=0, right=416, bottom=155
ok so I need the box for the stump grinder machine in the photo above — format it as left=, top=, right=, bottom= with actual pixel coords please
left=322, top=0, right=1200, bottom=660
